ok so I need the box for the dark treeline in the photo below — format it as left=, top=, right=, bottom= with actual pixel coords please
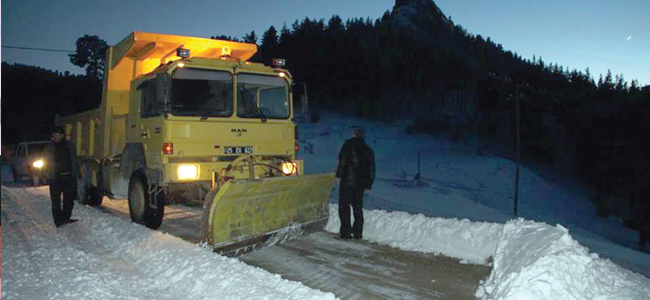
left=1, top=62, right=102, bottom=142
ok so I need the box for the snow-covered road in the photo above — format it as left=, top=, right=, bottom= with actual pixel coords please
left=240, top=230, right=491, bottom=300
left=1, top=184, right=337, bottom=300
left=10, top=181, right=492, bottom=300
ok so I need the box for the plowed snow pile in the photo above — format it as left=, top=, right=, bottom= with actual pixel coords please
left=325, top=205, right=650, bottom=299
left=476, top=219, right=649, bottom=299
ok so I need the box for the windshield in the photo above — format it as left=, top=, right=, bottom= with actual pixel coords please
left=171, top=68, right=233, bottom=117
left=237, top=74, right=289, bottom=119
left=23, top=143, right=48, bottom=157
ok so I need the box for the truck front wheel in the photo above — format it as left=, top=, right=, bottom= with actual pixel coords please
left=128, top=171, right=164, bottom=229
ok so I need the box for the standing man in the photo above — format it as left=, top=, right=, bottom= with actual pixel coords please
left=43, top=126, right=79, bottom=227
left=336, top=126, right=375, bottom=240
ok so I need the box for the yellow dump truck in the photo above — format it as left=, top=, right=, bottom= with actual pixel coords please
left=56, top=32, right=335, bottom=253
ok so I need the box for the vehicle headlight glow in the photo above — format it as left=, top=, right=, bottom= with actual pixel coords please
left=282, top=161, right=298, bottom=175
left=177, top=165, right=198, bottom=180
left=33, top=159, right=44, bottom=169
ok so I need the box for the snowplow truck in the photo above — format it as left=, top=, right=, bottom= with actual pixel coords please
left=56, top=32, right=335, bottom=254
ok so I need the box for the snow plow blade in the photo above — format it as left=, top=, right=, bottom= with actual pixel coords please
left=202, top=173, right=336, bottom=255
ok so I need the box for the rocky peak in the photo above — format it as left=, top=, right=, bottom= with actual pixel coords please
left=390, top=0, right=452, bottom=31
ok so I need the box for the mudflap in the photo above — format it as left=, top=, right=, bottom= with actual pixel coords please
left=200, top=173, right=336, bottom=256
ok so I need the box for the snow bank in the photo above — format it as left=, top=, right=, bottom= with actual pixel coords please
left=326, top=204, right=650, bottom=299
left=325, top=204, right=502, bottom=264
left=476, top=218, right=650, bottom=299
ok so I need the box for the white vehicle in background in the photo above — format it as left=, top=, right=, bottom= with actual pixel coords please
left=11, top=141, right=50, bottom=186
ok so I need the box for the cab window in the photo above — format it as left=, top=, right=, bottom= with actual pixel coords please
left=171, top=68, right=233, bottom=117
left=237, top=74, right=289, bottom=119
left=139, top=80, right=164, bottom=118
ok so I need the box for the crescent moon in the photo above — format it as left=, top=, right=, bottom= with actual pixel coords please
left=626, top=35, right=632, bottom=41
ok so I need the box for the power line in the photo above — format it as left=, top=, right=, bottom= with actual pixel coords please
left=2, top=45, right=75, bottom=53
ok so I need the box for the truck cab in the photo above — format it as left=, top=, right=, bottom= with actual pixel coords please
left=58, top=32, right=304, bottom=228
left=125, top=56, right=300, bottom=199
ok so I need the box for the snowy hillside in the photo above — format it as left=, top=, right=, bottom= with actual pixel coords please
left=299, top=113, right=650, bottom=272
left=2, top=112, right=650, bottom=299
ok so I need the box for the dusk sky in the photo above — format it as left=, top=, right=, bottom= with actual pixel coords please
left=2, top=0, right=649, bottom=87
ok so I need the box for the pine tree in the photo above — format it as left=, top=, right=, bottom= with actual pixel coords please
left=279, top=23, right=291, bottom=44
left=602, top=70, right=614, bottom=91
left=614, top=74, right=627, bottom=92
left=69, top=35, right=108, bottom=80
left=597, top=74, right=604, bottom=90
left=260, top=26, right=279, bottom=60
left=630, top=80, right=639, bottom=93
left=326, top=15, right=345, bottom=38
left=243, top=30, right=258, bottom=44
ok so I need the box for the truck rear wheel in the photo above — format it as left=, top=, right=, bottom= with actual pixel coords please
left=128, top=171, right=164, bottom=229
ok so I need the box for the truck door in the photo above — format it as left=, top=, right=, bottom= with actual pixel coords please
left=134, top=75, right=165, bottom=167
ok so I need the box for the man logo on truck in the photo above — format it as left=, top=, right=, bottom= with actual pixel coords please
left=231, top=128, right=247, bottom=137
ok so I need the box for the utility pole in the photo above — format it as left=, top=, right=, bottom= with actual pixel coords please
left=488, top=73, right=545, bottom=218
left=514, top=86, right=521, bottom=217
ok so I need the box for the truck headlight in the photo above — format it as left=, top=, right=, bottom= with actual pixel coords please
left=282, top=161, right=298, bottom=175
left=177, top=165, right=198, bottom=180
left=33, top=159, right=44, bottom=169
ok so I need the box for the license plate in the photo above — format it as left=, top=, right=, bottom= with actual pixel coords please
left=224, top=146, right=253, bottom=154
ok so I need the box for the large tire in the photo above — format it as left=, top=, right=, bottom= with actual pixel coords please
left=128, top=171, right=147, bottom=225
left=128, top=171, right=164, bottom=229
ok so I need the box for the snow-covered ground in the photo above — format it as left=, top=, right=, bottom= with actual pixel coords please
left=2, top=112, right=650, bottom=299
left=1, top=185, right=337, bottom=300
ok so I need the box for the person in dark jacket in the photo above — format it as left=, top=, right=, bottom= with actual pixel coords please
left=43, top=126, right=80, bottom=227
left=335, top=126, right=375, bottom=239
